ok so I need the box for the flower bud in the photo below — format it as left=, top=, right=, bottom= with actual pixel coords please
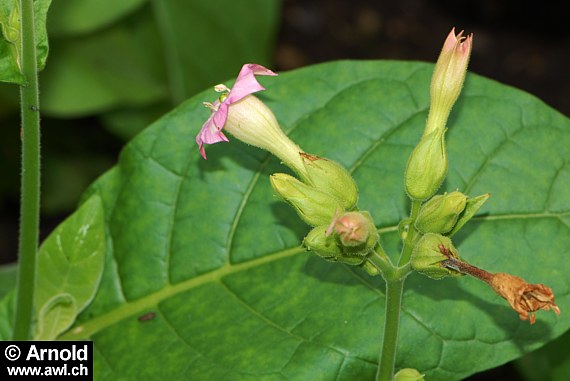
left=411, top=233, right=462, bottom=280
left=405, top=128, right=448, bottom=201
left=304, top=226, right=366, bottom=265
left=223, top=96, right=308, bottom=178
left=327, top=211, right=379, bottom=256
left=424, top=28, right=472, bottom=136
left=301, top=153, right=358, bottom=210
left=394, top=368, right=425, bottom=381
left=270, top=173, right=343, bottom=227
left=415, top=191, right=467, bottom=234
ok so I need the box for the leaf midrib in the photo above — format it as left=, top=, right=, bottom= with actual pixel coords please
left=59, top=246, right=305, bottom=340
left=60, top=209, right=570, bottom=341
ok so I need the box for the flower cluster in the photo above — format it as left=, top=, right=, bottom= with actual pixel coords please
left=195, top=28, right=560, bottom=328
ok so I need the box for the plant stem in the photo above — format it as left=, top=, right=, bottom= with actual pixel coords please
left=13, top=0, right=41, bottom=340
left=367, top=250, right=411, bottom=381
left=368, top=199, right=421, bottom=379
left=398, top=199, right=421, bottom=266
left=376, top=277, right=405, bottom=381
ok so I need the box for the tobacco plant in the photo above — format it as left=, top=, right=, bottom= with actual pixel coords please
left=2, top=1, right=570, bottom=379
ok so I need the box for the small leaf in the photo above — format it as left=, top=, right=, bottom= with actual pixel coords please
left=34, top=195, right=105, bottom=339
left=0, top=0, right=51, bottom=84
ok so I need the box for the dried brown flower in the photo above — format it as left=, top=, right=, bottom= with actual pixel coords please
left=489, top=272, right=561, bottom=324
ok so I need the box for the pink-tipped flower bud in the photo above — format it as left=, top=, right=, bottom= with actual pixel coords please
left=326, top=211, right=379, bottom=256
left=424, top=28, right=473, bottom=137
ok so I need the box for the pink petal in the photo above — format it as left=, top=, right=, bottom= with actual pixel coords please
left=196, top=115, right=229, bottom=159
left=226, top=63, right=277, bottom=104
left=213, top=102, right=229, bottom=130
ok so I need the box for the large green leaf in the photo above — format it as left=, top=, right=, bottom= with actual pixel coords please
left=40, top=20, right=167, bottom=117
left=0, top=0, right=51, bottom=84
left=59, top=61, right=570, bottom=380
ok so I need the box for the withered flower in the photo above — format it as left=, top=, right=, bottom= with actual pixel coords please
left=488, top=272, right=560, bottom=325
left=441, top=254, right=560, bottom=324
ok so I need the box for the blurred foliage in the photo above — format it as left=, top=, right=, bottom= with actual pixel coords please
left=0, top=0, right=281, bottom=216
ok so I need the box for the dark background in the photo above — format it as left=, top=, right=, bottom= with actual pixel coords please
left=2, top=1, right=568, bottom=379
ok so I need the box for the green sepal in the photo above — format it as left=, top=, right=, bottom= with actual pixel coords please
left=447, top=193, right=491, bottom=237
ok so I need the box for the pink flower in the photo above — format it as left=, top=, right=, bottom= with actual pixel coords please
left=196, top=64, right=277, bottom=159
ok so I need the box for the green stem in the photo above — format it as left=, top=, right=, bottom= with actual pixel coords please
left=13, top=0, right=41, bottom=340
left=367, top=251, right=411, bottom=381
left=376, top=277, right=405, bottom=381
left=365, top=199, right=422, bottom=380
left=398, top=200, right=422, bottom=266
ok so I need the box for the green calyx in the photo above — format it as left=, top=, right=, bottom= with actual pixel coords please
left=270, top=173, right=344, bottom=227
left=411, top=233, right=463, bottom=280
left=405, top=128, right=448, bottom=201
left=304, top=225, right=366, bottom=265
left=301, top=153, right=358, bottom=210
left=415, top=191, right=467, bottom=234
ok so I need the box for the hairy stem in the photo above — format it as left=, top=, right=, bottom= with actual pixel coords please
left=13, top=0, right=41, bottom=340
